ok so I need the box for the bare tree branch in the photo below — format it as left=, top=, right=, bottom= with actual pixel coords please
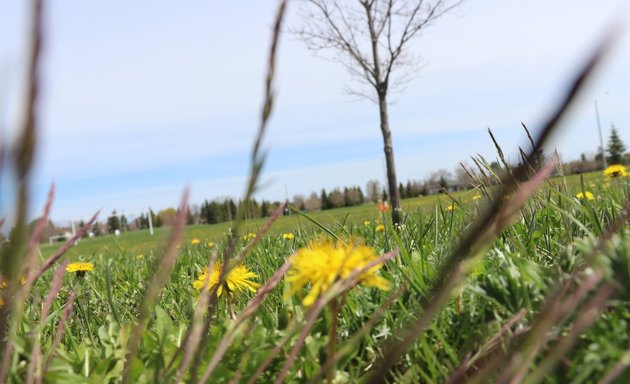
left=294, top=0, right=460, bottom=224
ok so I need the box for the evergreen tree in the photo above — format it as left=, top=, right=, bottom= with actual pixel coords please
left=357, top=187, right=365, bottom=204
left=343, top=187, right=351, bottom=207
left=439, top=176, right=448, bottom=190
left=320, top=189, right=329, bottom=210
left=200, top=201, right=211, bottom=223
left=212, top=201, right=221, bottom=222
left=399, top=182, right=405, bottom=199
left=250, top=199, right=261, bottom=218
left=237, top=199, right=247, bottom=220
left=342, top=187, right=362, bottom=207
left=142, top=213, right=149, bottom=228
left=328, top=189, right=344, bottom=208
left=228, top=199, right=237, bottom=221
left=210, top=201, right=221, bottom=223
left=151, top=209, right=163, bottom=227
left=420, top=183, right=428, bottom=196
left=186, top=206, right=195, bottom=225
left=107, top=211, right=120, bottom=233
left=607, top=125, right=627, bottom=164
left=78, top=220, right=88, bottom=238
left=120, top=215, right=128, bottom=231
left=92, top=222, right=101, bottom=236
left=203, top=201, right=221, bottom=224
left=261, top=200, right=269, bottom=217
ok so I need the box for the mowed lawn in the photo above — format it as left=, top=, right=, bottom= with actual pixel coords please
left=38, top=171, right=602, bottom=260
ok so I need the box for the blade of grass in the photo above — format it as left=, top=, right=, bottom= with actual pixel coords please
left=487, top=128, right=511, bottom=176
left=366, top=28, right=617, bottom=382
left=446, top=309, right=528, bottom=384
left=599, top=349, right=630, bottom=384
left=523, top=281, right=617, bottom=384
left=187, top=3, right=287, bottom=381
left=367, top=157, right=557, bottom=383
left=103, top=265, right=121, bottom=325
left=24, top=184, right=55, bottom=268
left=173, top=247, right=219, bottom=383
left=26, top=260, right=68, bottom=384
left=121, top=189, right=189, bottom=384
left=246, top=314, right=304, bottom=384
left=472, top=201, right=630, bottom=384
left=166, top=202, right=287, bottom=377
left=0, top=0, right=42, bottom=355
left=38, top=290, right=77, bottom=384
left=288, top=204, right=343, bottom=243
left=29, top=211, right=98, bottom=285
left=232, top=201, right=287, bottom=267
left=275, top=249, right=399, bottom=383
left=199, top=260, right=292, bottom=384
left=306, top=284, right=407, bottom=384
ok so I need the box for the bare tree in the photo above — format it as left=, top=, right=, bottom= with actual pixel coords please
left=366, top=179, right=381, bottom=202
left=427, top=168, right=451, bottom=190
left=295, top=0, right=460, bottom=223
left=455, top=162, right=473, bottom=189
left=327, top=188, right=345, bottom=208
left=304, top=192, right=322, bottom=211
left=292, top=194, right=306, bottom=210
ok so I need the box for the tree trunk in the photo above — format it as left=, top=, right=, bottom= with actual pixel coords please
left=378, top=91, right=402, bottom=225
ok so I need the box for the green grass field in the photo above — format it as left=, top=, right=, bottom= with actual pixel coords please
left=38, top=171, right=603, bottom=261
left=5, top=168, right=623, bottom=382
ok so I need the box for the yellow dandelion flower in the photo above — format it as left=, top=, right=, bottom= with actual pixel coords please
left=191, top=238, right=201, bottom=245
left=282, top=232, right=295, bottom=240
left=207, top=241, right=216, bottom=248
left=603, top=164, right=628, bottom=179
left=136, top=254, right=144, bottom=260
left=242, top=233, right=257, bottom=241
left=375, top=224, right=385, bottom=232
left=193, top=264, right=260, bottom=297
left=446, top=204, right=455, bottom=211
left=66, top=262, right=95, bottom=277
left=287, top=240, right=389, bottom=307
left=363, top=220, right=371, bottom=226
left=193, top=267, right=219, bottom=291
left=575, top=191, right=594, bottom=201
left=0, top=276, right=25, bottom=287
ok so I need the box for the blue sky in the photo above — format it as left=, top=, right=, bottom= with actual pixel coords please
left=1, top=0, right=629, bottom=224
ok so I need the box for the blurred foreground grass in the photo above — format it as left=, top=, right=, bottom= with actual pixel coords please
left=14, top=168, right=628, bottom=383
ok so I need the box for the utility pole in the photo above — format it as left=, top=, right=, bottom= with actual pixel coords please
left=147, top=207, right=154, bottom=236
left=284, top=183, right=289, bottom=215
left=71, top=220, right=77, bottom=245
left=595, top=100, right=607, bottom=169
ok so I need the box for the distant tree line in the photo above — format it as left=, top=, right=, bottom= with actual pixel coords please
left=31, top=125, right=626, bottom=240
left=563, top=125, right=629, bottom=174
left=196, top=198, right=284, bottom=224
